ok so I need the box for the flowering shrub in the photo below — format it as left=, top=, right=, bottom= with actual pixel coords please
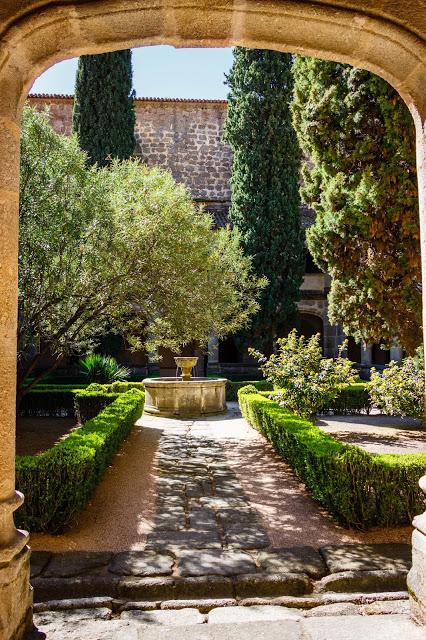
left=368, top=353, right=424, bottom=419
left=249, top=329, right=356, bottom=419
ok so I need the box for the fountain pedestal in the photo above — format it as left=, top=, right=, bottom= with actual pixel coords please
left=143, top=356, right=227, bottom=418
left=143, top=377, right=227, bottom=418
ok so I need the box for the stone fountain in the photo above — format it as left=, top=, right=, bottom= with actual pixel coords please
left=143, top=356, right=227, bottom=418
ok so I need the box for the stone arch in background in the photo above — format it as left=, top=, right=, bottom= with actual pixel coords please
left=299, top=311, right=324, bottom=349
left=1, top=1, right=426, bottom=637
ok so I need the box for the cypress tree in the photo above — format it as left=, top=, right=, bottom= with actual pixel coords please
left=291, top=57, right=420, bottom=353
left=224, top=48, right=305, bottom=352
left=73, top=50, right=136, bottom=166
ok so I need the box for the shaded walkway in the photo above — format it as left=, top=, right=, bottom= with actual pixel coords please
left=29, top=404, right=411, bottom=553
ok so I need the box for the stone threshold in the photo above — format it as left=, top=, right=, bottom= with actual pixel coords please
left=33, top=590, right=410, bottom=615
left=30, top=543, right=412, bottom=603
left=29, top=598, right=416, bottom=638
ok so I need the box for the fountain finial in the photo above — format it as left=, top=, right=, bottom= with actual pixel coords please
left=174, top=356, right=198, bottom=381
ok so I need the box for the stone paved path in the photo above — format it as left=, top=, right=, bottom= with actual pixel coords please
left=30, top=404, right=411, bottom=554
left=29, top=605, right=426, bottom=640
left=28, top=405, right=422, bottom=638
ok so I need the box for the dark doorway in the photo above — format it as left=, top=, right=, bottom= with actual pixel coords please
left=300, top=313, right=324, bottom=352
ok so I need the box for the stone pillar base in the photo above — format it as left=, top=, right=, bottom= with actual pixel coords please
left=0, top=546, right=32, bottom=640
left=409, top=523, right=426, bottom=624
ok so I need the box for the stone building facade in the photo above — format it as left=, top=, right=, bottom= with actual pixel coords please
left=27, top=93, right=390, bottom=374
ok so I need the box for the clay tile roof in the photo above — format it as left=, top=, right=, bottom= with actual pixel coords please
left=28, top=93, right=228, bottom=105
left=211, top=209, right=232, bottom=229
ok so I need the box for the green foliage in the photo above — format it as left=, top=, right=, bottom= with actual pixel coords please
left=250, top=329, right=356, bottom=418
left=109, top=381, right=145, bottom=393
left=224, top=48, right=305, bottom=351
left=74, top=388, right=120, bottom=424
left=368, top=354, right=425, bottom=419
left=16, top=389, right=144, bottom=532
left=323, top=383, right=371, bottom=415
left=291, top=57, right=420, bottom=353
left=79, top=353, right=131, bottom=384
left=73, top=50, right=136, bottom=166
left=18, top=107, right=263, bottom=393
left=238, top=390, right=426, bottom=528
left=225, top=380, right=273, bottom=402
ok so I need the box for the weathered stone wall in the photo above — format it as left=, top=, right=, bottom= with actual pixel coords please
left=134, top=100, right=231, bottom=202
left=28, top=95, right=232, bottom=203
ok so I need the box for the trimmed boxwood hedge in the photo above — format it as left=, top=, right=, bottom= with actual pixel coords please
left=16, top=388, right=144, bottom=533
left=238, top=388, right=426, bottom=529
left=319, top=383, right=371, bottom=415
left=225, top=380, right=273, bottom=401
left=74, top=389, right=119, bottom=423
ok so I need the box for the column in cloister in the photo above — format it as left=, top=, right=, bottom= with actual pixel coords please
left=389, top=344, right=403, bottom=363
left=359, top=342, right=372, bottom=378
left=0, top=82, right=32, bottom=640
left=207, top=334, right=220, bottom=374
left=408, top=115, right=426, bottom=625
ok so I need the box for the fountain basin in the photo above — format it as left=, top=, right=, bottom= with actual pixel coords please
left=143, top=377, right=227, bottom=418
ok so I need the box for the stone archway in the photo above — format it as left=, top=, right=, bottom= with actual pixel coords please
left=1, top=2, right=426, bottom=637
left=299, top=312, right=324, bottom=350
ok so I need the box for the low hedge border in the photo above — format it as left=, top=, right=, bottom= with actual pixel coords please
left=17, top=378, right=370, bottom=419
left=16, top=388, right=144, bottom=533
left=238, top=388, right=426, bottom=529
left=319, top=383, right=371, bottom=415
left=74, top=389, right=119, bottom=424
left=225, top=380, right=273, bottom=402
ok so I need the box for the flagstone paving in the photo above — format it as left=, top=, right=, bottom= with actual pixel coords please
left=28, top=605, right=426, bottom=640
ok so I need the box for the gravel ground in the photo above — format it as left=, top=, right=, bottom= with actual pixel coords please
left=17, top=417, right=78, bottom=456
left=317, top=415, right=426, bottom=455
left=29, top=404, right=412, bottom=552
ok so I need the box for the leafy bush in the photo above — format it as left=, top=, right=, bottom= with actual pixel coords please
left=79, top=354, right=131, bottom=384
left=238, top=389, right=426, bottom=529
left=18, top=108, right=264, bottom=392
left=368, top=354, right=424, bottom=419
left=250, top=330, right=356, bottom=418
left=16, top=389, right=144, bottom=533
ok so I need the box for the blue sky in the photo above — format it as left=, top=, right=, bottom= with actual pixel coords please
left=30, top=46, right=234, bottom=99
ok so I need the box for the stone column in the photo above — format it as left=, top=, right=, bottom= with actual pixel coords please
left=207, top=334, right=220, bottom=375
left=0, top=79, right=33, bottom=637
left=360, top=343, right=372, bottom=366
left=389, top=344, right=403, bottom=363
left=409, top=113, right=426, bottom=625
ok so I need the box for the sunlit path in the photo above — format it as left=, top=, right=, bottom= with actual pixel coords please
left=30, top=404, right=411, bottom=553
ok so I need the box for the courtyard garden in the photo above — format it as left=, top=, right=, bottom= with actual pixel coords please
left=10, top=41, right=426, bottom=640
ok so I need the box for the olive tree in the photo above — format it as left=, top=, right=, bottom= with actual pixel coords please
left=19, top=107, right=264, bottom=396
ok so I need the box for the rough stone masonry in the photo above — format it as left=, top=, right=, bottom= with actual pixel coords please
left=28, top=95, right=232, bottom=208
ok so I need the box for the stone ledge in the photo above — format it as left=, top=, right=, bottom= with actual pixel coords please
left=319, top=544, right=411, bottom=574
left=233, top=573, right=312, bottom=598
left=317, top=570, right=408, bottom=593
